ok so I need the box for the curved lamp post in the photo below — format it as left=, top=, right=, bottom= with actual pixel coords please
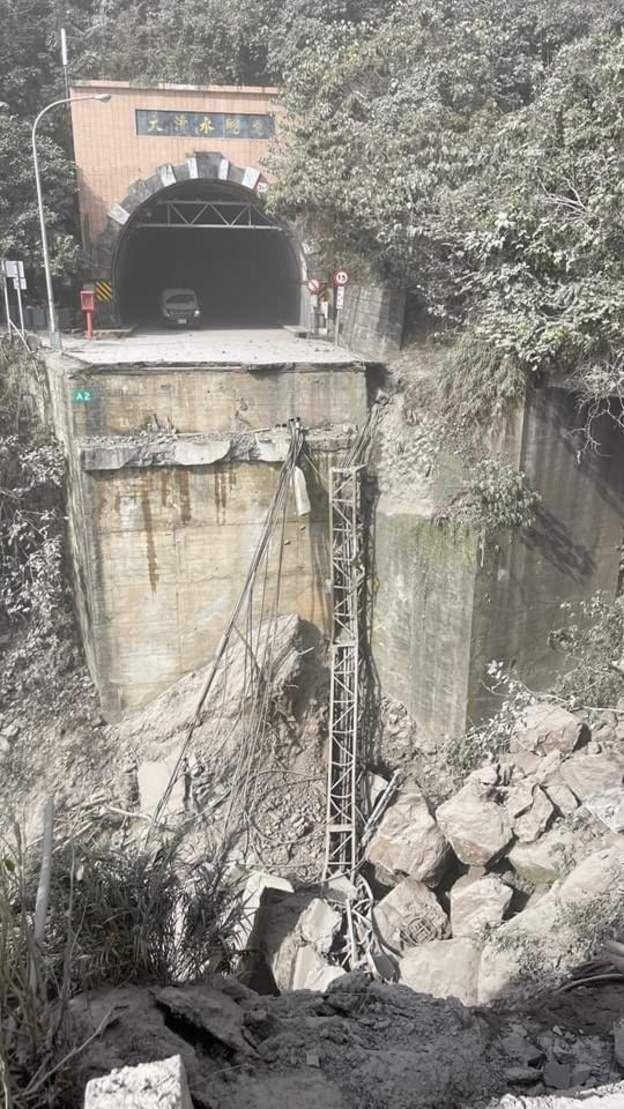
left=32, top=93, right=111, bottom=352
left=0, top=103, right=12, bottom=332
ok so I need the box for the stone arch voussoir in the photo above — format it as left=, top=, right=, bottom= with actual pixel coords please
left=96, top=154, right=270, bottom=282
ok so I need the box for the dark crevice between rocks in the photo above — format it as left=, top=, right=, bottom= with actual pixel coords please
left=155, top=999, right=236, bottom=1064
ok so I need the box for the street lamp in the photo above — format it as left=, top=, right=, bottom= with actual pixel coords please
left=0, top=102, right=11, bottom=333
left=32, top=93, right=111, bottom=352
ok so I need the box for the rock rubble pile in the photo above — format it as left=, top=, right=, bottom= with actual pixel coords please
left=72, top=970, right=623, bottom=1108
left=244, top=700, right=622, bottom=1031
left=359, top=703, right=624, bottom=1006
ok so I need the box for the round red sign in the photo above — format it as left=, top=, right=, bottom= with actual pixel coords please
left=333, top=269, right=349, bottom=287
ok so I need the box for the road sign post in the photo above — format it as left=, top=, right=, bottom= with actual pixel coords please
left=4, top=261, right=27, bottom=335
left=13, top=278, right=25, bottom=334
left=332, top=269, right=349, bottom=346
left=1, top=267, right=11, bottom=334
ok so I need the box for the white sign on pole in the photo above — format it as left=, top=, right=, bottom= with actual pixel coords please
left=4, top=260, right=19, bottom=278
left=13, top=277, right=27, bottom=291
left=336, top=286, right=345, bottom=310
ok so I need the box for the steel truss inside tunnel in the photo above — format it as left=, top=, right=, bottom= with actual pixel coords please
left=136, top=199, right=281, bottom=230
left=114, top=178, right=302, bottom=328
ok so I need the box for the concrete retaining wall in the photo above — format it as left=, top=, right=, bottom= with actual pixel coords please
left=46, top=354, right=367, bottom=718
left=373, top=514, right=478, bottom=739
left=471, top=386, right=624, bottom=722
left=373, top=383, right=624, bottom=740
left=341, top=284, right=406, bottom=361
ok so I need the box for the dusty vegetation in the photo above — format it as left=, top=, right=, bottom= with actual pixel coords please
left=0, top=832, right=242, bottom=1107
left=1, top=5, right=624, bottom=1106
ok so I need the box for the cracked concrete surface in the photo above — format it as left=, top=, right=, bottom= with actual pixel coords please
left=45, top=327, right=360, bottom=366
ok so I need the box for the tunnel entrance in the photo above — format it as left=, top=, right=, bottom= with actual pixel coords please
left=114, top=179, right=302, bottom=329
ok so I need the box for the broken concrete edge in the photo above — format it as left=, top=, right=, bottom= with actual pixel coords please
left=84, top=1054, right=193, bottom=1108
left=79, top=426, right=358, bottom=470
left=41, top=347, right=369, bottom=375
left=493, top=1078, right=624, bottom=1107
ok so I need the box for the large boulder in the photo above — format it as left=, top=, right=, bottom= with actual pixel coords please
left=507, top=823, right=596, bottom=885
left=237, top=871, right=294, bottom=950
left=560, top=752, right=624, bottom=803
left=399, top=938, right=481, bottom=1006
left=583, top=785, right=624, bottom=834
left=513, top=786, right=555, bottom=844
left=478, top=845, right=624, bottom=1004
left=255, top=890, right=315, bottom=991
left=510, top=703, right=588, bottom=756
left=450, top=874, right=513, bottom=938
left=436, top=777, right=513, bottom=866
left=373, top=876, right=449, bottom=952
left=299, top=898, right=342, bottom=956
left=254, top=891, right=344, bottom=991
left=365, top=783, right=449, bottom=886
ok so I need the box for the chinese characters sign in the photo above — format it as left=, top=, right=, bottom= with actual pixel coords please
left=136, top=110, right=275, bottom=139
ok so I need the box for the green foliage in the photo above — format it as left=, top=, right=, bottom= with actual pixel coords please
left=74, top=0, right=280, bottom=86
left=66, top=0, right=388, bottom=89
left=435, top=457, right=540, bottom=534
left=549, top=591, right=624, bottom=709
left=270, top=0, right=624, bottom=409
left=0, top=339, right=68, bottom=638
left=436, top=336, right=527, bottom=431
left=0, top=116, right=80, bottom=289
left=0, top=839, right=76, bottom=1108
left=461, top=459, right=541, bottom=532
left=444, top=664, right=534, bottom=780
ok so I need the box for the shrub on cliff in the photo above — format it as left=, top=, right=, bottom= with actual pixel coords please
left=0, top=338, right=68, bottom=639
left=270, top=1, right=624, bottom=418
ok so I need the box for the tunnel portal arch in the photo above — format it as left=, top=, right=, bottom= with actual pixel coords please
left=96, top=154, right=307, bottom=328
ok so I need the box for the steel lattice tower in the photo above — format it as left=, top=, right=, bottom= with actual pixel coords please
left=323, top=465, right=365, bottom=882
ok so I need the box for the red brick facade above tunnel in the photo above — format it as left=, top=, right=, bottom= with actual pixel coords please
left=70, top=80, right=279, bottom=254
left=68, top=80, right=303, bottom=327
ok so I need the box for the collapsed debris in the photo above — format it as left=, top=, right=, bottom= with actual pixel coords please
left=71, top=972, right=623, bottom=1108
left=492, top=1079, right=624, bottom=1108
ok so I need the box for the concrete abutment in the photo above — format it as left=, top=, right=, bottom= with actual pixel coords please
left=46, top=352, right=368, bottom=717
left=43, top=345, right=624, bottom=735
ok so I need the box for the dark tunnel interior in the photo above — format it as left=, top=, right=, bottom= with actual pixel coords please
left=115, top=182, right=302, bottom=328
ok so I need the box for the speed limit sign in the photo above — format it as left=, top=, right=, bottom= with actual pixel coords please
left=333, top=269, right=349, bottom=287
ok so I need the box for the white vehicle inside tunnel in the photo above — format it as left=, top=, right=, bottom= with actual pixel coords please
left=160, top=287, right=201, bottom=327
left=114, top=178, right=302, bottom=330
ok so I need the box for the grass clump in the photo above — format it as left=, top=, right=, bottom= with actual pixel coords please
left=0, top=830, right=243, bottom=1107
